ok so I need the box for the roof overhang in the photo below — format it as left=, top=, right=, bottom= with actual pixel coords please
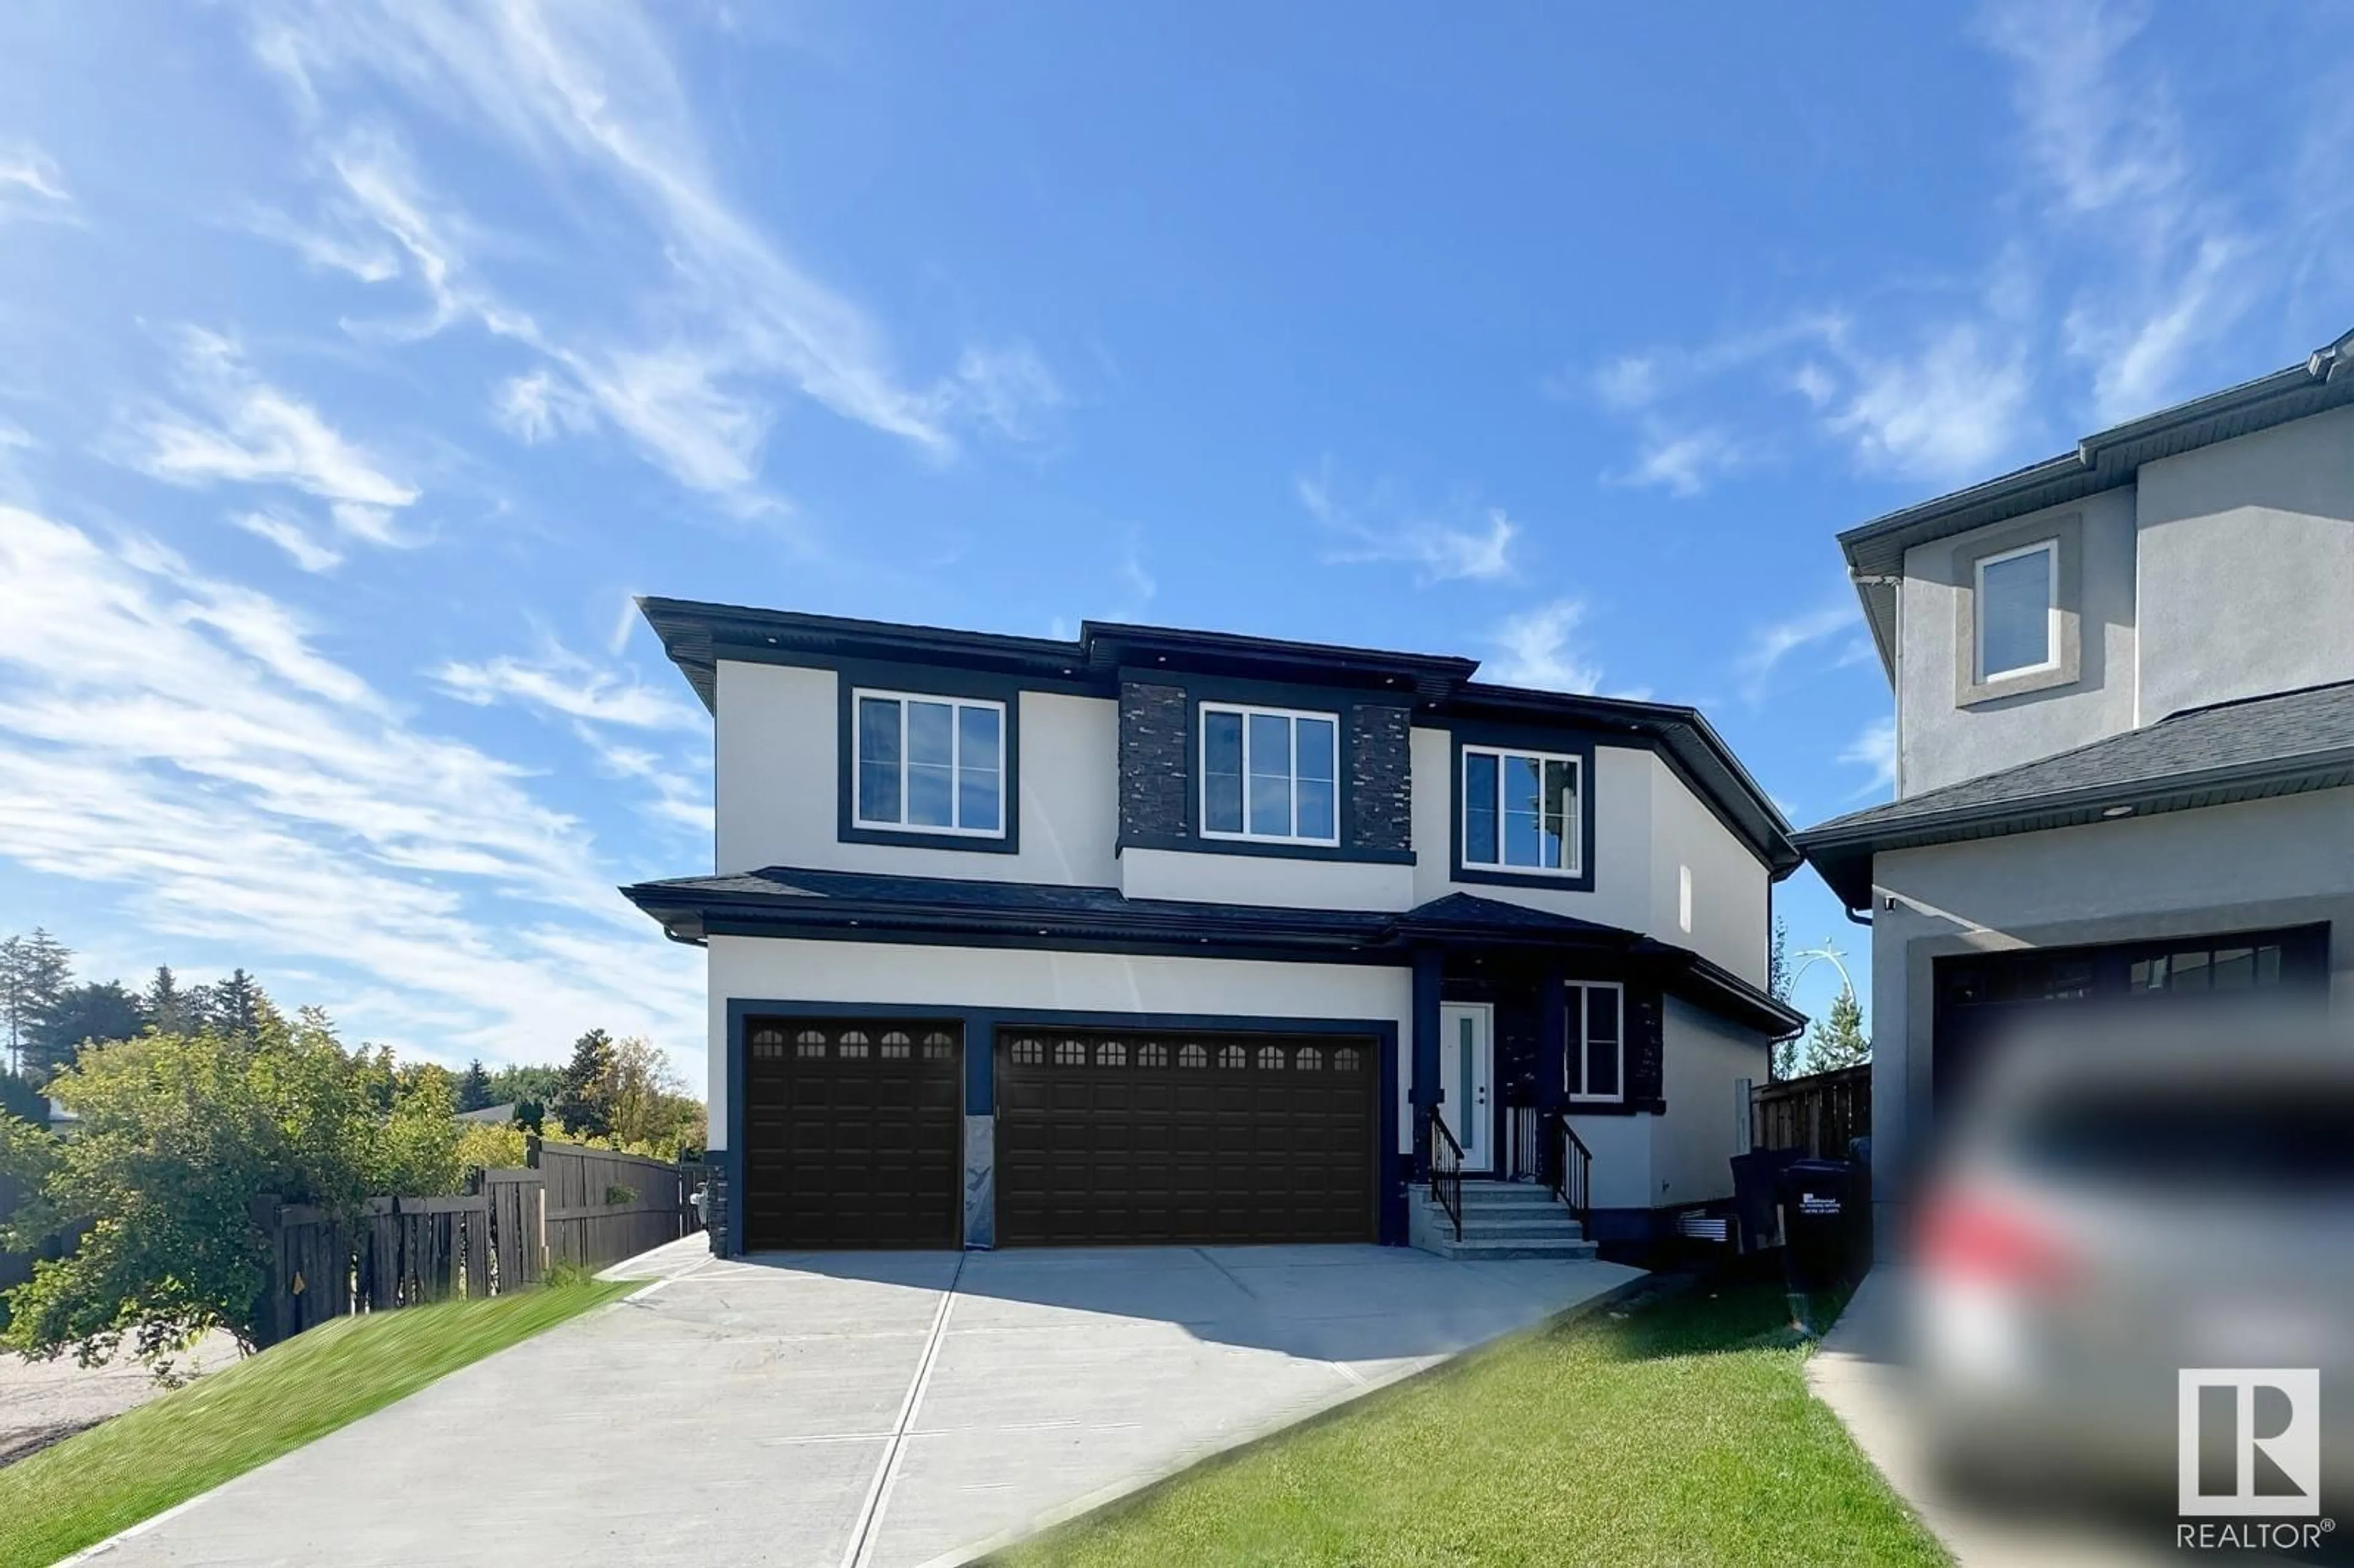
left=1796, top=747, right=2354, bottom=910
left=621, top=870, right=1805, bottom=1038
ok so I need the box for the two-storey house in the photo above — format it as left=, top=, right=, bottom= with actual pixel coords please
left=623, top=603, right=1804, bottom=1257
left=1796, top=325, right=2354, bottom=1254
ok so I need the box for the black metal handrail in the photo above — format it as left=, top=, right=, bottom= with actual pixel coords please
left=1547, top=1110, right=1594, bottom=1235
left=1425, top=1106, right=1464, bottom=1242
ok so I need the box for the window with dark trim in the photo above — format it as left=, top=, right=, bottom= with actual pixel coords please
left=1461, top=745, right=1581, bottom=875
left=853, top=688, right=1005, bottom=838
left=1565, top=981, right=1623, bottom=1104
left=1198, top=702, right=1339, bottom=845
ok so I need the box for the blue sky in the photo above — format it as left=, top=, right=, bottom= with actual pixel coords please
left=1, top=2, right=2348, bottom=1087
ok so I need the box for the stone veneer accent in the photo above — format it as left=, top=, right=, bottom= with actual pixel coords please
left=1347, top=701, right=1412, bottom=855
left=1118, top=680, right=1189, bottom=841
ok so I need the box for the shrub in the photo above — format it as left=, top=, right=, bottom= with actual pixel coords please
left=0, top=1010, right=462, bottom=1365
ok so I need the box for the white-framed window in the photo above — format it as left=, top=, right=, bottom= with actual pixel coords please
left=1565, top=981, right=1624, bottom=1103
left=1199, top=703, right=1339, bottom=845
left=852, top=688, right=1005, bottom=837
left=1460, top=746, right=1580, bottom=874
left=1677, top=864, right=1693, bottom=934
left=1973, top=538, right=2059, bottom=682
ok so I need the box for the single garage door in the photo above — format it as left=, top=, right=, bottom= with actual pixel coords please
left=996, top=1028, right=1378, bottom=1247
left=1932, top=924, right=2331, bottom=1117
left=742, top=1018, right=962, bottom=1250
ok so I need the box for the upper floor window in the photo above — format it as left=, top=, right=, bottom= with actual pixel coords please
left=853, top=689, right=1005, bottom=837
left=1461, top=747, right=1580, bottom=875
left=1974, top=538, right=2058, bottom=682
left=1200, top=704, right=1338, bottom=845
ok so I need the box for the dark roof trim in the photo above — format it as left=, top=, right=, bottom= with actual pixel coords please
left=1835, top=325, right=2354, bottom=679
left=620, top=869, right=1804, bottom=1037
left=637, top=599, right=1801, bottom=877
left=1796, top=746, right=2354, bottom=910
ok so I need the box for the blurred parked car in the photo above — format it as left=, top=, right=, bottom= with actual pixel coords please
left=1911, top=1012, right=2354, bottom=1518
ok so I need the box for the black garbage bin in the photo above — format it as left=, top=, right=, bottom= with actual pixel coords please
left=1778, top=1158, right=1856, bottom=1293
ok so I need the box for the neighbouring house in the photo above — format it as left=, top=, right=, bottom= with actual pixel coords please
left=622, top=602, right=1804, bottom=1258
left=455, top=1102, right=519, bottom=1125
left=1795, top=325, right=2354, bottom=1256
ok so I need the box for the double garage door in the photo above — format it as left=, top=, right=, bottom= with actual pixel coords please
left=741, top=1018, right=1378, bottom=1250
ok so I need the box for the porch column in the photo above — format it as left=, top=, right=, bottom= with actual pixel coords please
left=1409, top=949, right=1442, bottom=1176
left=1538, top=959, right=1569, bottom=1111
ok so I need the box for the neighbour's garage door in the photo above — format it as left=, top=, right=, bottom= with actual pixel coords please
left=996, top=1028, right=1378, bottom=1247
left=1932, top=924, right=2331, bottom=1116
left=742, top=1018, right=962, bottom=1250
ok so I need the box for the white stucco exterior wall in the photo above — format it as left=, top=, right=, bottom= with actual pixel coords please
left=1117, top=847, right=1415, bottom=911
left=703, top=934, right=1415, bottom=1154
left=1563, top=1113, right=1652, bottom=1212
left=1648, top=757, right=1770, bottom=988
left=1651, top=997, right=1766, bottom=1208
left=714, top=660, right=1119, bottom=886
left=2135, top=405, right=2354, bottom=722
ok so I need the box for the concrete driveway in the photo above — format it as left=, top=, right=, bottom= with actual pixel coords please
left=81, top=1239, right=1639, bottom=1568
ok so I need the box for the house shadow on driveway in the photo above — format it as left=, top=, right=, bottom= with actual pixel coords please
left=695, top=1239, right=1640, bottom=1370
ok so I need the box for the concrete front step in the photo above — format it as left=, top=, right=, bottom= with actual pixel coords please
left=1455, top=1186, right=1568, bottom=1208
left=1456, top=1216, right=1588, bottom=1239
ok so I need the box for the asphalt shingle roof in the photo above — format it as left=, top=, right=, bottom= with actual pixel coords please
left=1796, top=680, right=2354, bottom=907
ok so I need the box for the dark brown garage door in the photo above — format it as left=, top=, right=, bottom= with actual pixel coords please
left=742, top=1018, right=962, bottom=1250
left=996, top=1029, right=1378, bottom=1247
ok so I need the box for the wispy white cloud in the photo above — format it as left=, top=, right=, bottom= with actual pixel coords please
left=1577, top=0, right=2344, bottom=489
left=585, top=726, right=712, bottom=834
left=1838, top=714, right=1898, bottom=797
left=1299, top=464, right=1520, bottom=585
left=1735, top=600, right=1862, bottom=704
left=492, top=368, right=597, bottom=446
left=240, top=1, right=1061, bottom=512
left=234, top=508, right=346, bottom=572
left=0, top=507, right=701, bottom=1073
left=238, top=204, right=402, bottom=283
left=1612, top=424, right=1746, bottom=497
left=1982, top=0, right=2258, bottom=424
left=0, top=140, right=72, bottom=219
left=432, top=640, right=704, bottom=731
left=1484, top=599, right=1603, bottom=693
left=128, top=328, right=424, bottom=543
left=1826, top=319, right=2035, bottom=479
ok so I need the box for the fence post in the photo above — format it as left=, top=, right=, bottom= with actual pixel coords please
left=248, top=1193, right=289, bottom=1349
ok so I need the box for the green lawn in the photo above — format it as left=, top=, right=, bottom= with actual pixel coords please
left=0, top=1278, right=632, bottom=1568
left=997, top=1275, right=1948, bottom=1568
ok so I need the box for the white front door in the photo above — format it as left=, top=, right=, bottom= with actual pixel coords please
left=1438, top=1002, right=1495, bottom=1173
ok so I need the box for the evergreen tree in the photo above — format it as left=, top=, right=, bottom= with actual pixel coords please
left=24, top=981, right=145, bottom=1081
left=1806, top=986, right=1871, bottom=1071
left=1769, top=916, right=1792, bottom=1002
left=455, top=1058, right=495, bottom=1113
left=0, top=929, right=73, bottom=1076
left=204, top=969, right=280, bottom=1040
left=553, top=1028, right=615, bottom=1138
left=141, top=965, right=189, bottom=1033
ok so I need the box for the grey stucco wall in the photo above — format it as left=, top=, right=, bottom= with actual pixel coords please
left=1865, top=785, right=2354, bottom=1257
left=1897, top=487, right=2138, bottom=797
left=2135, top=404, right=2354, bottom=723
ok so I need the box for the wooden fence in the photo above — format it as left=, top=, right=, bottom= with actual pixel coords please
left=536, top=1143, right=695, bottom=1271
left=1751, top=1062, right=1871, bottom=1160
left=251, top=1141, right=703, bottom=1347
